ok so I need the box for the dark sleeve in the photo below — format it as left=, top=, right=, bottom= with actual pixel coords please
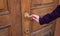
left=39, top=5, right=60, bottom=25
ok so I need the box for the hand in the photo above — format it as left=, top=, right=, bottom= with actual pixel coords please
left=30, top=14, right=39, bottom=23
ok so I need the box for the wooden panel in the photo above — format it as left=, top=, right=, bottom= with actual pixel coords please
left=0, top=0, right=7, bottom=11
left=31, top=18, right=55, bottom=32
left=0, top=15, right=9, bottom=26
left=32, top=0, right=54, bottom=6
left=31, top=5, right=55, bottom=32
left=0, top=25, right=11, bottom=36
left=32, top=0, right=41, bottom=6
left=30, top=0, right=58, bottom=36
left=31, top=6, right=54, bottom=31
left=21, top=0, right=31, bottom=36
left=0, top=0, right=22, bottom=36
left=21, top=0, right=58, bottom=36
left=41, top=0, right=54, bottom=4
left=59, top=0, right=60, bottom=5
left=0, top=28, right=9, bottom=36
left=31, top=5, right=56, bottom=35
left=31, top=6, right=54, bottom=17
left=31, top=24, right=55, bottom=36
left=54, top=18, right=60, bottom=36
left=8, top=0, right=22, bottom=36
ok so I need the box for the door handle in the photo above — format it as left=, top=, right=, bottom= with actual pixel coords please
left=24, top=12, right=30, bottom=18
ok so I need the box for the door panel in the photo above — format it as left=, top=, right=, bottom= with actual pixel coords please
left=0, top=28, right=9, bottom=36
left=0, top=0, right=11, bottom=36
left=59, top=0, right=60, bottom=5
left=32, top=0, right=54, bottom=6
left=31, top=0, right=57, bottom=36
left=22, top=0, right=58, bottom=36
left=0, top=15, right=9, bottom=26
left=32, top=0, right=41, bottom=6
left=0, top=0, right=7, bottom=11
left=31, top=6, right=54, bottom=17
left=31, top=23, right=55, bottom=36
left=31, top=0, right=56, bottom=33
left=41, top=0, right=54, bottom=4
left=0, top=0, right=21, bottom=36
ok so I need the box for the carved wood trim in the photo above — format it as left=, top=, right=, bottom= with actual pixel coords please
left=31, top=3, right=54, bottom=9
left=0, top=24, right=10, bottom=30
left=0, top=11, right=9, bottom=15
left=31, top=24, right=54, bottom=35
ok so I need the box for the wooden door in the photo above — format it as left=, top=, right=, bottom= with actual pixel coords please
left=21, top=0, right=59, bottom=36
left=54, top=1, right=60, bottom=36
left=59, top=0, right=60, bottom=5
left=0, top=0, right=21, bottom=36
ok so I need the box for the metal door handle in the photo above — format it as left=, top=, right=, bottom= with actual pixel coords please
left=24, top=12, right=30, bottom=18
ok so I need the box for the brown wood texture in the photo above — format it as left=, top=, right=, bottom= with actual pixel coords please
left=21, top=0, right=31, bottom=36
left=0, top=0, right=8, bottom=11
left=54, top=1, right=60, bottom=36
left=21, top=0, right=59, bottom=36
left=0, top=0, right=59, bottom=36
left=59, top=0, right=60, bottom=5
left=0, top=0, right=22, bottom=36
left=54, top=18, right=60, bottom=36
left=54, top=0, right=60, bottom=36
left=31, top=6, right=55, bottom=31
left=31, top=0, right=58, bottom=32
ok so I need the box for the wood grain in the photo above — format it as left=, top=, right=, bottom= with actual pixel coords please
left=0, top=0, right=22, bottom=36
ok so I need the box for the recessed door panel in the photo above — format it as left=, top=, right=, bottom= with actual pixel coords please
left=31, top=6, right=54, bottom=16
left=31, top=24, right=55, bottom=36
left=0, top=15, right=9, bottom=26
left=32, top=0, right=41, bottom=6
left=0, top=0, right=7, bottom=11
left=41, top=0, right=54, bottom=4
left=31, top=3, right=55, bottom=31
left=32, top=0, right=54, bottom=6
left=0, top=27, right=10, bottom=36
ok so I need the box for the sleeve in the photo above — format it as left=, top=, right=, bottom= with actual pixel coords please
left=39, top=5, right=60, bottom=25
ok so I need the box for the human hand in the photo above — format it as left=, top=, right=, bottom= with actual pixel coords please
left=30, top=14, right=39, bottom=23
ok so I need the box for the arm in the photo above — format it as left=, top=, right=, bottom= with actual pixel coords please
left=39, top=5, right=60, bottom=25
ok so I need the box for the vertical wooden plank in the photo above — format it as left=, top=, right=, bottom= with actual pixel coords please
left=59, top=0, right=60, bottom=5
left=21, top=0, right=31, bottom=36
left=54, top=18, right=60, bottom=36
left=8, top=0, right=22, bottom=36
left=0, top=0, right=5, bottom=10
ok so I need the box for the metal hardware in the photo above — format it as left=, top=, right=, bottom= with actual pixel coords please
left=24, top=12, right=30, bottom=18
left=24, top=28, right=29, bottom=34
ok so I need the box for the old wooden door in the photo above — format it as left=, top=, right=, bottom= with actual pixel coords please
left=21, top=0, right=59, bottom=36
left=0, top=0, right=21, bottom=36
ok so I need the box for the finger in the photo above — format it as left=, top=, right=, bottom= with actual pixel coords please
left=35, top=19, right=39, bottom=22
left=32, top=15, right=37, bottom=19
left=31, top=17, right=39, bottom=22
left=31, top=14, right=39, bottom=19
